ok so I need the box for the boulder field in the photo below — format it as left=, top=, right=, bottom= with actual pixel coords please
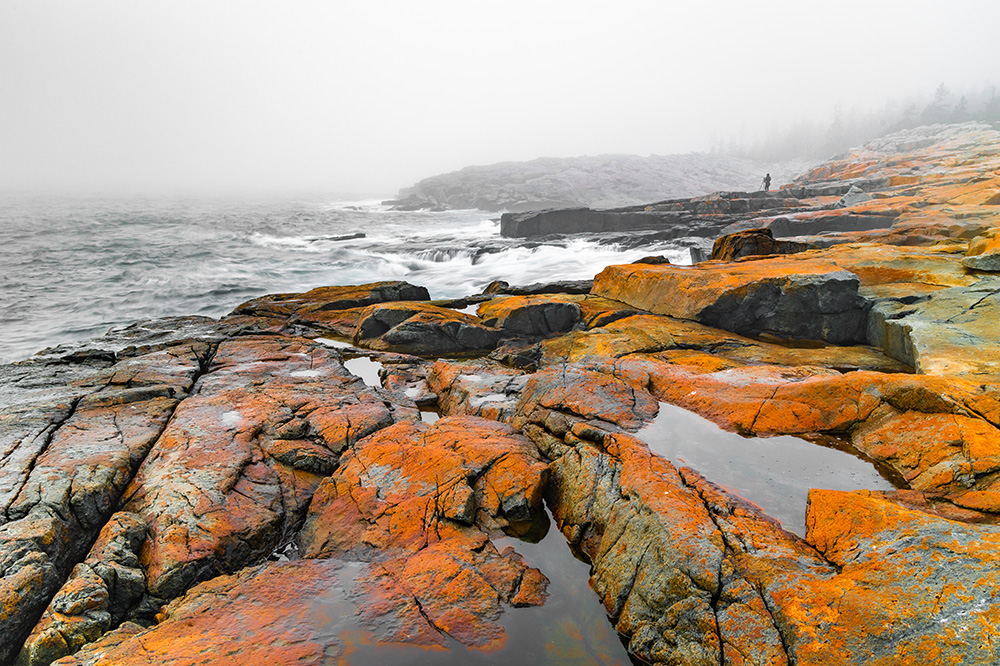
left=5, top=123, right=1000, bottom=665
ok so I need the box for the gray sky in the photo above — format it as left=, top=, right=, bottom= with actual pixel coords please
left=1, top=0, right=998, bottom=197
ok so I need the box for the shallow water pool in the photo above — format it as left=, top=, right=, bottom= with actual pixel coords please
left=637, top=402, right=900, bottom=536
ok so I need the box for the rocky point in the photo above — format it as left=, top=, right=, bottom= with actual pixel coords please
left=4, top=122, right=1000, bottom=665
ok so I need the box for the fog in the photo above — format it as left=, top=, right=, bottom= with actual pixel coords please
left=1, top=0, right=998, bottom=197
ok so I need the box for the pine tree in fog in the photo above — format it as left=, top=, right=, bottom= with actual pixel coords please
left=724, top=79, right=1000, bottom=162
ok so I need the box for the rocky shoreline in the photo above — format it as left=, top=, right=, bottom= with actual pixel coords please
left=4, top=122, right=1000, bottom=665
left=385, top=154, right=811, bottom=213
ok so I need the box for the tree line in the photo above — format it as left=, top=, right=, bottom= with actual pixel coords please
left=714, top=82, right=1000, bottom=162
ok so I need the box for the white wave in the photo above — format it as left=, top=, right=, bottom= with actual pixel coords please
left=2, top=199, right=697, bottom=363
left=249, top=232, right=371, bottom=253
left=350, top=238, right=693, bottom=299
left=249, top=232, right=317, bottom=250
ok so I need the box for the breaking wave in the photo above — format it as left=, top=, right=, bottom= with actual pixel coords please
left=0, top=195, right=692, bottom=363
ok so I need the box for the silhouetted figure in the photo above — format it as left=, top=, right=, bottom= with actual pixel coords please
left=762, top=173, right=771, bottom=192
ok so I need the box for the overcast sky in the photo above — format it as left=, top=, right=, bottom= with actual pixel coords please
left=1, top=0, right=998, bottom=197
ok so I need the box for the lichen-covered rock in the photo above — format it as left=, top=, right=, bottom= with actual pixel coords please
left=813, top=242, right=976, bottom=295
left=15, top=513, right=146, bottom=666
left=711, top=227, right=812, bottom=261
left=121, top=336, right=399, bottom=602
left=504, top=365, right=816, bottom=664
left=12, top=122, right=1000, bottom=666
left=514, top=364, right=659, bottom=433
left=788, top=489, right=1000, bottom=665
left=297, top=416, right=549, bottom=557
left=963, top=227, right=1000, bottom=271
left=0, top=341, right=210, bottom=666
left=504, top=356, right=1000, bottom=665
left=232, top=280, right=430, bottom=318
left=539, top=313, right=908, bottom=372
left=49, top=417, right=554, bottom=666
left=607, top=351, right=1000, bottom=509
left=867, top=279, right=1000, bottom=379
left=228, top=281, right=430, bottom=336
left=722, top=242, right=1000, bottom=378
left=55, top=549, right=548, bottom=666
left=427, top=359, right=528, bottom=422
left=592, top=259, right=868, bottom=343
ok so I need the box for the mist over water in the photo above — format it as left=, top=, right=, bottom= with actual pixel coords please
left=0, top=196, right=691, bottom=363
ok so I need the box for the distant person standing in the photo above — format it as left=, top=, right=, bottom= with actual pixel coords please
left=762, top=173, right=772, bottom=192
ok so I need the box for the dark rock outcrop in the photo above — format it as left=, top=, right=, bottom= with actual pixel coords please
left=476, top=296, right=582, bottom=337
left=481, top=279, right=593, bottom=295
left=632, top=254, right=671, bottom=265
left=719, top=211, right=900, bottom=237
left=497, top=189, right=895, bottom=242
left=500, top=208, right=686, bottom=238
left=711, top=227, right=812, bottom=261
left=592, top=258, right=869, bottom=344
left=353, top=302, right=502, bottom=355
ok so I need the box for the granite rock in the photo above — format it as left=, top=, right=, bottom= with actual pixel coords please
left=592, top=258, right=868, bottom=344
left=711, top=227, right=813, bottom=261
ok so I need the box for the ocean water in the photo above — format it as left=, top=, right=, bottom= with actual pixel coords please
left=0, top=195, right=693, bottom=363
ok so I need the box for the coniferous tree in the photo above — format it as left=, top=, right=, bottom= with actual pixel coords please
left=951, top=96, right=969, bottom=122
left=921, top=83, right=951, bottom=124
left=984, top=87, right=1000, bottom=122
left=719, top=80, right=1000, bottom=162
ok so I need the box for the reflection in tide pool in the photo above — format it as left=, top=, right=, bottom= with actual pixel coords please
left=637, top=402, right=899, bottom=536
left=343, top=356, right=384, bottom=388
left=316, top=337, right=355, bottom=349
left=342, top=508, right=633, bottom=666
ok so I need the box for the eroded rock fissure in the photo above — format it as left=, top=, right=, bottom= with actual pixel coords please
left=3, top=338, right=221, bottom=666
left=679, top=469, right=795, bottom=665
left=2, top=396, right=82, bottom=522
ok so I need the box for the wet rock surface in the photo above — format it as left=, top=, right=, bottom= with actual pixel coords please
left=121, top=336, right=402, bottom=603
left=6, top=123, right=1000, bottom=665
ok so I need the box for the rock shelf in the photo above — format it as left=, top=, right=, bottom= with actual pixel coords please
left=5, top=123, right=1000, bottom=665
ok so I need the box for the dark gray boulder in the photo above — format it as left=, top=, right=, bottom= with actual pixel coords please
left=481, top=279, right=593, bottom=295
left=353, top=302, right=502, bottom=356
left=500, top=208, right=684, bottom=238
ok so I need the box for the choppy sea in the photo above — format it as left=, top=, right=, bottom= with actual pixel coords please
left=0, top=195, right=695, bottom=363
